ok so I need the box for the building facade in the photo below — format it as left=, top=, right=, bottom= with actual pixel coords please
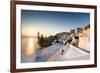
left=78, top=25, right=90, bottom=51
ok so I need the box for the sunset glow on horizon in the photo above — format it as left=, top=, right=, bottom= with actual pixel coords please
left=21, top=10, right=90, bottom=37
left=22, top=25, right=57, bottom=37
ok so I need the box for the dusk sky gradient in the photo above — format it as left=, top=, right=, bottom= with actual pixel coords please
left=21, top=10, right=90, bottom=36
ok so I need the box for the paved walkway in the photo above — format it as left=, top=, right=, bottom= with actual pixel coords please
left=35, top=44, right=90, bottom=62
left=48, top=44, right=90, bottom=61
left=35, top=44, right=63, bottom=62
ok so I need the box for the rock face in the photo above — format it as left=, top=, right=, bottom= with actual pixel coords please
left=35, top=48, right=43, bottom=57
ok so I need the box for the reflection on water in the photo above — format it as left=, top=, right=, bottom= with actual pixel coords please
left=21, top=37, right=39, bottom=63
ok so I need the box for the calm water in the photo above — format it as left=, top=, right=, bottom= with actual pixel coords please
left=21, top=37, right=39, bottom=63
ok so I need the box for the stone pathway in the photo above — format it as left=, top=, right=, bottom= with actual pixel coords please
left=35, top=44, right=63, bottom=62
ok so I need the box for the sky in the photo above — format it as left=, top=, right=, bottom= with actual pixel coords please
left=21, top=10, right=90, bottom=37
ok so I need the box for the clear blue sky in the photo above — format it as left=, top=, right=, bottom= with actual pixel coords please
left=21, top=10, right=90, bottom=36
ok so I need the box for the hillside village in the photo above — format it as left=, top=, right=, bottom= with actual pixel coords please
left=22, top=24, right=90, bottom=62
